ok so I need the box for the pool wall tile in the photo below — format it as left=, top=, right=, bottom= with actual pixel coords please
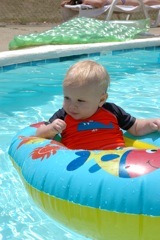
left=0, top=46, right=160, bottom=72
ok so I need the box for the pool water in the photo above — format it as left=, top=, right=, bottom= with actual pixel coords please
left=0, top=47, right=160, bottom=239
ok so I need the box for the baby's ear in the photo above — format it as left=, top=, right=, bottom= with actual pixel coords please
left=99, top=93, right=108, bottom=107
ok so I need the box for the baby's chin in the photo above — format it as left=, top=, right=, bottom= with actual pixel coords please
left=70, top=114, right=82, bottom=120
left=69, top=113, right=90, bottom=120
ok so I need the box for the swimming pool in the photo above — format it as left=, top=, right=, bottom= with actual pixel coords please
left=1, top=45, right=160, bottom=239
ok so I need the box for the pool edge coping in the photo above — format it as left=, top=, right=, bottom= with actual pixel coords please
left=0, top=37, right=160, bottom=67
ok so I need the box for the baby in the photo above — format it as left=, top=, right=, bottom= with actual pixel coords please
left=36, top=60, right=160, bottom=150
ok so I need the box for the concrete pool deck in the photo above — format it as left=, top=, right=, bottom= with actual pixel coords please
left=0, top=23, right=159, bottom=67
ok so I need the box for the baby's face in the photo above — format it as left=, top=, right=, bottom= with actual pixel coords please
left=63, top=83, right=105, bottom=120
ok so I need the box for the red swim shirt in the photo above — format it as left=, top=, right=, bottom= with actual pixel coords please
left=47, top=102, right=136, bottom=150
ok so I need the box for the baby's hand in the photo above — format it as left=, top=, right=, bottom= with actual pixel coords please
left=51, top=119, right=66, bottom=134
left=149, top=119, right=160, bottom=132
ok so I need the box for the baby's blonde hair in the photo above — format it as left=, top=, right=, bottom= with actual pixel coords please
left=63, top=60, right=110, bottom=93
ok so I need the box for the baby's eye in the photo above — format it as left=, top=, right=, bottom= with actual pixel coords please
left=64, top=96, right=70, bottom=100
left=77, top=99, right=85, bottom=103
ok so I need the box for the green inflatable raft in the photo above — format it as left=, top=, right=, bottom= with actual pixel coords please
left=9, top=17, right=150, bottom=50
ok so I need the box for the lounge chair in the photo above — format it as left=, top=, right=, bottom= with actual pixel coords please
left=144, top=0, right=160, bottom=27
left=62, top=0, right=149, bottom=21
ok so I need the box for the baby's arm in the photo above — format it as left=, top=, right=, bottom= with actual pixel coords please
left=36, top=119, right=66, bottom=139
left=127, top=118, right=160, bottom=136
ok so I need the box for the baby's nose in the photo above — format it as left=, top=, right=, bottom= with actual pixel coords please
left=69, top=102, right=78, bottom=110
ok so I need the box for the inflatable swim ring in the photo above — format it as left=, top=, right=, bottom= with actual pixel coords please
left=8, top=122, right=160, bottom=240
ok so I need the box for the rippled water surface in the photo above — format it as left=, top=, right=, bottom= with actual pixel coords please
left=0, top=47, right=160, bottom=240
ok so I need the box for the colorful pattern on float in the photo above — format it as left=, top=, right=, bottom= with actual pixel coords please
left=8, top=122, right=160, bottom=240
left=9, top=18, right=150, bottom=50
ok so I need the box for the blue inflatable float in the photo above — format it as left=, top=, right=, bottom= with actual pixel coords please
left=8, top=122, right=160, bottom=240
